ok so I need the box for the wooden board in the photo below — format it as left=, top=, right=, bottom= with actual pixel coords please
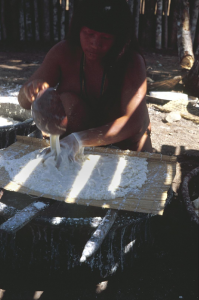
left=0, top=136, right=177, bottom=215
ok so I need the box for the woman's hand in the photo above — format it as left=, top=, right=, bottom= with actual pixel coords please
left=38, top=133, right=83, bottom=168
left=23, top=79, right=49, bottom=104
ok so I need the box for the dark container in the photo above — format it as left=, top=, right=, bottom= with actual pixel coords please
left=0, top=102, right=36, bottom=149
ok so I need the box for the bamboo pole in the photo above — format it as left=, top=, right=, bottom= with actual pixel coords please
left=156, top=0, right=163, bottom=49
left=60, top=0, right=66, bottom=40
left=19, top=0, right=25, bottom=41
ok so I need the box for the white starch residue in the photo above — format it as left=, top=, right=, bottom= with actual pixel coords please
left=0, top=149, right=148, bottom=200
left=0, top=116, right=19, bottom=126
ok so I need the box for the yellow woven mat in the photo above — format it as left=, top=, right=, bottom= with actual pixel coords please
left=0, top=136, right=177, bottom=215
left=151, top=99, right=199, bottom=124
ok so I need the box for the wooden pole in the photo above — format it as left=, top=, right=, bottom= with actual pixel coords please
left=176, top=0, right=194, bottom=69
left=195, top=44, right=199, bottom=56
left=25, top=0, right=33, bottom=41
left=1, top=0, right=7, bottom=40
left=142, top=0, right=156, bottom=48
left=128, top=0, right=134, bottom=15
left=164, top=0, right=168, bottom=48
left=156, top=0, right=163, bottom=49
left=133, top=0, right=141, bottom=39
left=170, top=0, right=178, bottom=49
left=42, top=0, right=50, bottom=41
left=190, top=0, right=199, bottom=43
left=19, top=0, right=25, bottom=41
left=52, top=0, right=59, bottom=42
left=68, top=0, right=74, bottom=26
left=60, top=0, right=66, bottom=40
left=34, top=0, right=40, bottom=41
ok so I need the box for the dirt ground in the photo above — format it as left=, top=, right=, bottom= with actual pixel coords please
left=0, top=46, right=199, bottom=300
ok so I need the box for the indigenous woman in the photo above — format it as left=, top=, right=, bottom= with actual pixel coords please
left=18, top=0, right=152, bottom=164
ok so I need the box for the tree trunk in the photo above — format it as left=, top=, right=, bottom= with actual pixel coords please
left=190, top=0, right=199, bottom=43
left=34, top=0, right=40, bottom=41
left=25, top=0, right=33, bottom=41
left=176, top=0, right=194, bottom=69
left=0, top=0, right=7, bottom=40
left=60, top=0, right=66, bottom=40
left=52, top=0, right=59, bottom=42
left=19, top=0, right=25, bottom=41
left=42, top=0, right=50, bottom=41
left=133, top=0, right=141, bottom=39
left=164, top=0, right=168, bottom=48
left=156, top=0, right=163, bottom=49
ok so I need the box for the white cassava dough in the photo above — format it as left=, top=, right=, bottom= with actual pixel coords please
left=0, top=116, right=19, bottom=126
left=0, top=149, right=148, bottom=200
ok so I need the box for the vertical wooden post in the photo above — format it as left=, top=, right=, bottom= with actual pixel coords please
left=25, top=0, right=33, bottom=41
left=170, top=0, right=178, bottom=49
left=134, top=0, right=141, bottom=39
left=176, top=0, right=194, bottom=69
left=60, top=0, right=66, bottom=40
left=19, top=0, right=25, bottom=41
left=190, top=0, right=199, bottom=43
left=164, top=0, right=168, bottom=48
left=141, top=0, right=156, bottom=48
left=195, top=45, right=199, bottom=56
left=156, top=0, right=163, bottom=49
left=1, top=0, right=7, bottom=40
left=128, top=0, right=134, bottom=15
left=52, top=0, right=59, bottom=42
left=34, top=0, right=40, bottom=41
left=68, top=0, right=74, bottom=26
left=43, top=0, right=50, bottom=41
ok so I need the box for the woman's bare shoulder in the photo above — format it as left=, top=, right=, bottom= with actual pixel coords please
left=124, top=51, right=146, bottom=80
left=45, top=40, right=80, bottom=61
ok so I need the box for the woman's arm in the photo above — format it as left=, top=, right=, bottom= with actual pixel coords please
left=75, top=53, right=149, bottom=147
left=18, top=42, right=63, bottom=109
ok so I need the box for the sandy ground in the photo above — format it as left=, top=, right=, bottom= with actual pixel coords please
left=0, top=46, right=198, bottom=299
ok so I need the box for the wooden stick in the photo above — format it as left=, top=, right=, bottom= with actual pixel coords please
left=156, top=0, right=163, bottom=49
left=80, top=209, right=118, bottom=262
left=164, top=0, right=168, bottom=48
left=0, top=201, right=50, bottom=234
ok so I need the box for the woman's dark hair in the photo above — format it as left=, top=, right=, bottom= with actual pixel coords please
left=68, top=0, right=142, bottom=69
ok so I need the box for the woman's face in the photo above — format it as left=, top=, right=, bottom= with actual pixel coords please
left=80, top=26, right=116, bottom=61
